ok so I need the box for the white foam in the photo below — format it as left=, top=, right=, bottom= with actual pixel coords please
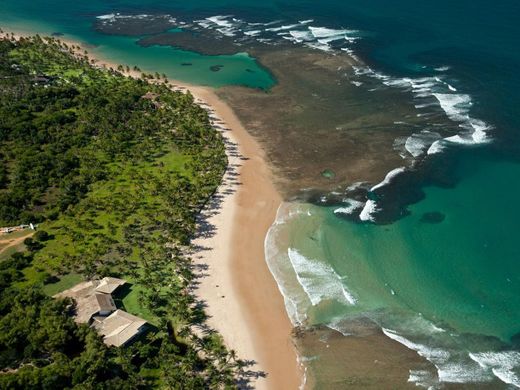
left=264, top=205, right=310, bottom=326
left=266, top=24, right=300, bottom=32
left=384, top=329, right=494, bottom=386
left=405, top=131, right=441, bottom=158
left=304, top=41, right=333, bottom=52
left=468, top=118, right=491, bottom=143
left=427, top=140, right=446, bottom=155
left=408, top=369, right=435, bottom=388
left=334, top=199, right=365, bottom=215
left=353, top=66, right=493, bottom=153
left=97, top=13, right=116, bottom=20
left=382, top=328, right=450, bottom=364
left=346, top=181, right=366, bottom=191
left=288, top=29, right=314, bottom=42
left=370, top=167, right=406, bottom=192
left=201, top=15, right=241, bottom=36
left=309, top=26, right=358, bottom=41
left=244, top=29, right=262, bottom=36
left=470, top=351, right=520, bottom=388
left=430, top=93, right=492, bottom=146
left=287, top=248, right=357, bottom=306
left=437, top=362, right=492, bottom=383
left=206, top=15, right=235, bottom=28
left=359, top=199, right=379, bottom=222
left=433, top=93, right=472, bottom=122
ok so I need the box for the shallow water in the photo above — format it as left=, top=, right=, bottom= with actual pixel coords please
left=2, top=0, right=520, bottom=387
left=267, top=152, right=520, bottom=387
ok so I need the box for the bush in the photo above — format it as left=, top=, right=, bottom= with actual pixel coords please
left=33, top=230, right=50, bottom=242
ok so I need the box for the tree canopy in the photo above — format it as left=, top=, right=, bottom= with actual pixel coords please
left=0, top=35, right=245, bottom=389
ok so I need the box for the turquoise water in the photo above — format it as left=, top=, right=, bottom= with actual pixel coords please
left=267, top=152, right=520, bottom=385
left=0, top=3, right=274, bottom=88
left=2, top=0, right=520, bottom=386
left=273, top=153, right=520, bottom=340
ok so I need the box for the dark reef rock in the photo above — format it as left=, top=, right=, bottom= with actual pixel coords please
left=420, top=212, right=445, bottom=224
left=137, top=31, right=241, bottom=55
left=94, top=15, right=177, bottom=36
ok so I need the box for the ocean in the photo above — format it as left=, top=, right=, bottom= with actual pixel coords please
left=2, top=0, right=520, bottom=387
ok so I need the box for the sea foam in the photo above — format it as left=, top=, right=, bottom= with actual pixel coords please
left=404, top=131, right=442, bottom=157
left=470, top=351, right=520, bottom=388
left=383, top=328, right=493, bottom=386
left=370, top=167, right=406, bottom=192
left=359, top=199, right=379, bottom=222
left=288, top=248, right=357, bottom=306
left=334, top=199, right=364, bottom=216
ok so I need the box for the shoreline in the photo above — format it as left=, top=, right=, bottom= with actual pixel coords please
left=0, top=30, right=302, bottom=389
left=190, top=87, right=302, bottom=389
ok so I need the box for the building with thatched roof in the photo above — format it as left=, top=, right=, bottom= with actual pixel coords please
left=75, top=292, right=117, bottom=323
left=92, top=310, right=147, bottom=347
left=54, top=277, right=147, bottom=347
left=95, top=276, right=126, bottom=294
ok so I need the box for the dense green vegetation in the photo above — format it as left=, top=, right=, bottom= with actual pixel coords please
left=0, top=35, right=243, bottom=388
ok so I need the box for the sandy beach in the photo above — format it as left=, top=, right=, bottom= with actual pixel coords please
left=190, top=86, right=302, bottom=389
left=0, top=30, right=302, bottom=389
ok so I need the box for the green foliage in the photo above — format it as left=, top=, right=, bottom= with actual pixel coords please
left=0, top=35, right=244, bottom=389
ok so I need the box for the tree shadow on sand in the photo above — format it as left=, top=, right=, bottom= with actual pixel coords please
left=188, top=105, right=267, bottom=388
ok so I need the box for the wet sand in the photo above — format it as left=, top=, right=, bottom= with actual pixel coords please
left=0, top=30, right=302, bottom=389
left=1, top=29, right=447, bottom=389
left=189, top=85, right=302, bottom=390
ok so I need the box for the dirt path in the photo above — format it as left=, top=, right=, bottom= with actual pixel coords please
left=0, top=232, right=33, bottom=257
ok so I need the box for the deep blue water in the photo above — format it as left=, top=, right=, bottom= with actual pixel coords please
left=2, top=0, right=519, bottom=141
left=2, top=0, right=520, bottom=387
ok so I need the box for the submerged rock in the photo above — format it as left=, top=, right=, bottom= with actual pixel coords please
left=420, top=211, right=445, bottom=224
left=210, top=65, right=224, bottom=72
left=321, top=168, right=336, bottom=179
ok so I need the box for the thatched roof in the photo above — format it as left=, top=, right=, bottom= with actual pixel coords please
left=93, top=310, right=147, bottom=347
left=95, top=277, right=126, bottom=294
left=75, top=293, right=117, bottom=324
left=54, top=277, right=126, bottom=323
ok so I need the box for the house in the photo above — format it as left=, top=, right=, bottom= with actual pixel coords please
left=93, top=310, right=147, bottom=347
left=54, top=277, right=148, bottom=347
left=75, top=292, right=117, bottom=323
left=94, top=276, right=126, bottom=294
left=55, top=279, right=120, bottom=324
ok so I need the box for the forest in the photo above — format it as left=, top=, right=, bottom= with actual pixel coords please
left=0, top=34, right=244, bottom=389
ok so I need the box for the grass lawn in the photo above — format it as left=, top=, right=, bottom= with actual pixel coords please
left=118, top=282, right=160, bottom=326
left=42, top=273, right=83, bottom=296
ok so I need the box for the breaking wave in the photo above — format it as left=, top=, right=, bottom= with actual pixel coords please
left=287, top=248, right=357, bottom=306
left=382, top=328, right=503, bottom=387
left=94, top=12, right=505, bottom=389
left=470, top=351, right=520, bottom=387
left=264, top=203, right=358, bottom=326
